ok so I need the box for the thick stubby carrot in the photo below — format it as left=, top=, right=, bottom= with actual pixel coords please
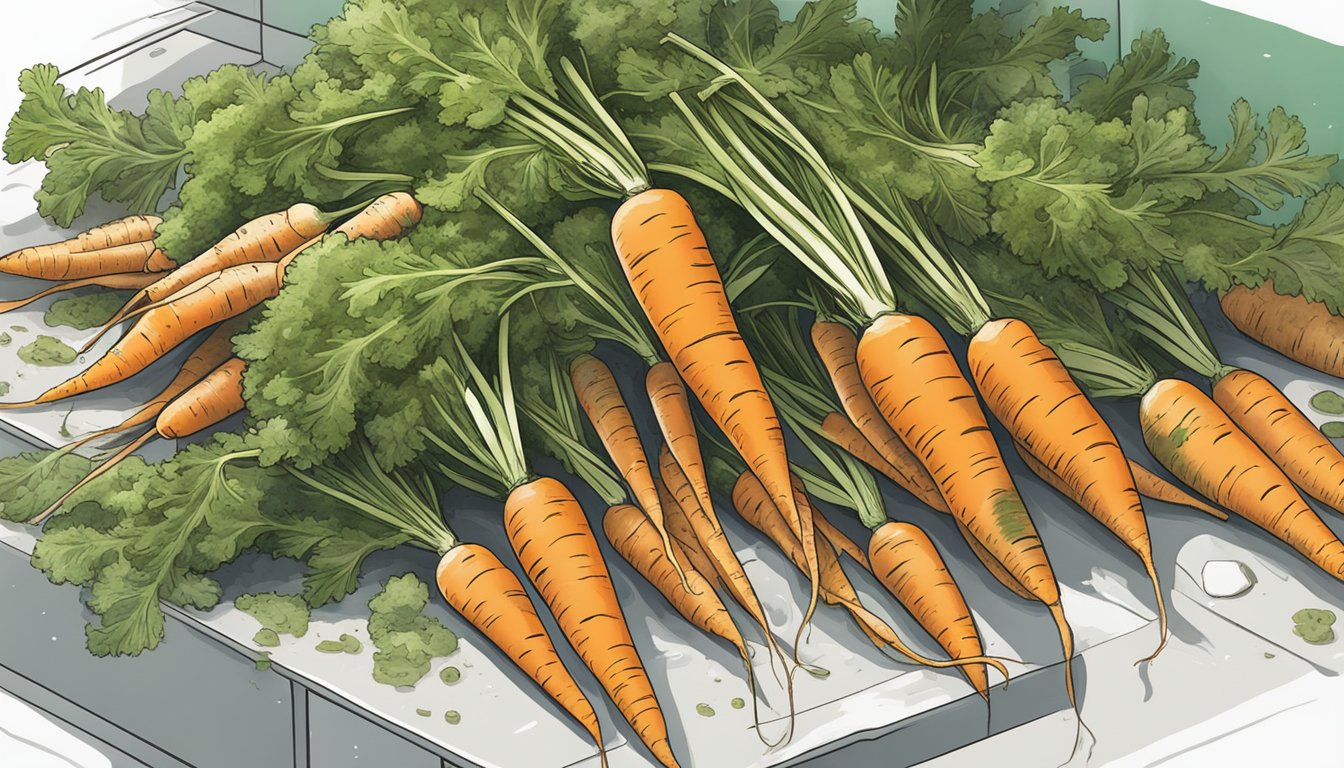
left=1126, top=460, right=1229, bottom=521
left=335, top=192, right=422, bottom=240
left=0, top=271, right=162, bottom=314
left=655, top=476, right=724, bottom=592
left=813, top=321, right=944, bottom=508
left=571, top=354, right=687, bottom=586
left=1220, top=281, right=1344, bottom=379
left=437, top=543, right=604, bottom=765
left=856, top=314, right=1073, bottom=704
left=30, top=358, right=247, bottom=524
left=0, top=240, right=172, bottom=281
left=504, top=477, right=677, bottom=768
left=969, top=317, right=1168, bottom=661
left=1214, top=368, right=1344, bottom=516
left=869, top=521, right=989, bottom=697
left=0, top=214, right=162, bottom=276
left=90, top=203, right=328, bottom=340
left=613, top=188, right=819, bottom=640
left=1141, top=378, right=1344, bottom=579
left=820, top=411, right=948, bottom=512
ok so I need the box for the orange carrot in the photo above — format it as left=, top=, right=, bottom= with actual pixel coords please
left=1214, top=368, right=1344, bottom=517
left=0, top=214, right=163, bottom=277
left=30, top=357, right=247, bottom=524
left=969, top=317, right=1168, bottom=661
left=819, top=411, right=948, bottom=512
left=956, top=519, right=1036, bottom=601
left=857, top=313, right=1075, bottom=706
left=1141, top=378, right=1344, bottom=579
left=334, top=192, right=422, bottom=240
left=86, top=203, right=330, bottom=345
left=504, top=477, right=678, bottom=768
left=613, top=188, right=819, bottom=643
left=436, top=543, right=605, bottom=765
left=0, top=271, right=162, bottom=315
left=1220, top=280, right=1344, bottom=379
left=1126, top=460, right=1229, bottom=521
left=655, top=476, right=725, bottom=592
left=570, top=354, right=687, bottom=586
left=0, top=240, right=172, bottom=281
left=812, top=321, right=945, bottom=510
left=869, top=521, right=990, bottom=697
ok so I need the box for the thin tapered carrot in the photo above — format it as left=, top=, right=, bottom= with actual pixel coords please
left=570, top=354, right=688, bottom=588
left=956, top=519, right=1036, bottom=601
left=857, top=313, right=1075, bottom=709
left=0, top=271, right=162, bottom=315
left=0, top=214, right=162, bottom=277
left=30, top=357, right=247, bottom=524
left=1, top=262, right=283, bottom=408
left=436, top=543, right=605, bottom=766
left=0, top=240, right=172, bottom=281
left=1214, top=368, right=1344, bottom=516
left=812, top=320, right=944, bottom=509
left=603, top=504, right=773, bottom=745
left=61, top=316, right=245, bottom=452
left=731, top=469, right=1009, bottom=678
left=1220, top=280, right=1344, bottom=379
left=613, top=188, right=820, bottom=644
left=1141, top=378, right=1344, bottom=579
left=969, top=317, right=1169, bottom=662
left=504, top=477, right=678, bottom=768
left=868, top=521, right=990, bottom=698
left=86, top=203, right=331, bottom=346
left=1126, top=460, right=1229, bottom=521
left=655, top=477, right=725, bottom=592
left=819, top=411, right=948, bottom=512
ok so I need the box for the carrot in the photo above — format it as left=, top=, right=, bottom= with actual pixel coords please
left=603, top=504, right=772, bottom=743
left=732, top=468, right=1009, bottom=679
left=868, top=521, right=990, bottom=697
left=968, top=317, right=1169, bottom=662
left=0, top=240, right=173, bottom=281
left=956, top=519, right=1036, bottom=601
left=334, top=191, right=422, bottom=240
left=655, top=476, right=725, bottom=592
left=504, top=477, right=677, bottom=768
left=1140, top=378, right=1344, bottom=579
left=0, top=214, right=163, bottom=277
left=857, top=313, right=1076, bottom=707
left=1126, top=460, right=1229, bottom=521
left=0, top=271, right=162, bottom=314
left=819, top=411, right=948, bottom=512
left=1220, top=280, right=1344, bottom=379
left=30, top=357, right=247, bottom=524
left=61, top=316, right=245, bottom=452
left=613, top=188, right=819, bottom=645
left=436, top=543, right=605, bottom=765
left=86, top=203, right=331, bottom=346
left=812, top=321, right=945, bottom=510
left=1214, top=368, right=1344, bottom=516
left=570, top=354, right=687, bottom=587
left=2, top=262, right=284, bottom=408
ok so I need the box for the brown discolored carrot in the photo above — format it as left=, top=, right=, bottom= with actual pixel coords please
left=1220, top=280, right=1344, bottom=379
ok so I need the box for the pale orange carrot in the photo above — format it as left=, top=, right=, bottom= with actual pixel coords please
left=0, top=214, right=164, bottom=278
left=1220, top=280, right=1344, bottom=379
left=0, top=271, right=161, bottom=314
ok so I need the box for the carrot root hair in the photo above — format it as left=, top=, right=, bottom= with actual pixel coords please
left=29, top=430, right=155, bottom=525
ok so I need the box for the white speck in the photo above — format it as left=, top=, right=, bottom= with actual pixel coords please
left=1263, top=53, right=1272, bottom=58
left=1202, top=560, right=1255, bottom=598
left=513, top=720, right=538, bottom=735
left=51, top=637, right=56, bottom=641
